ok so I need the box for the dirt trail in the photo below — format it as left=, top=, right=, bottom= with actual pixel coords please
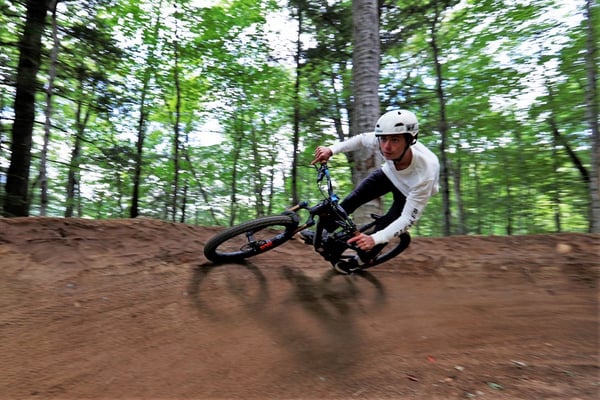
left=1, top=217, right=598, bottom=399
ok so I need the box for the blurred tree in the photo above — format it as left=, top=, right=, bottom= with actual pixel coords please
left=350, top=0, right=381, bottom=224
left=0, top=0, right=593, bottom=236
left=4, top=0, right=51, bottom=217
left=39, top=0, right=58, bottom=216
left=583, top=0, right=599, bottom=232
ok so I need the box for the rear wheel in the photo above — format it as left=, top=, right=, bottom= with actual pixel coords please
left=364, top=232, right=411, bottom=269
left=204, top=215, right=298, bottom=263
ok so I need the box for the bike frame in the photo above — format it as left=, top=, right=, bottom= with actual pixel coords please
left=203, top=162, right=410, bottom=268
left=285, top=163, right=373, bottom=262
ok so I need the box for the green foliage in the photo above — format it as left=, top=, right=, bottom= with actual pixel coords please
left=0, top=0, right=595, bottom=234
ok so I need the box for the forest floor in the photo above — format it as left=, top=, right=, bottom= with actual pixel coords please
left=1, top=217, right=598, bottom=400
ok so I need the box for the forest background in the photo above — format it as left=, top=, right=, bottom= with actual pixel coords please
left=1, top=0, right=598, bottom=237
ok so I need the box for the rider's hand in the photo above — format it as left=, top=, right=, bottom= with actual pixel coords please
left=311, top=146, right=333, bottom=165
left=347, top=233, right=376, bottom=251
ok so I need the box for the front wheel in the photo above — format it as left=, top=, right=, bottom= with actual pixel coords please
left=204, top=215, right=298, bottom=263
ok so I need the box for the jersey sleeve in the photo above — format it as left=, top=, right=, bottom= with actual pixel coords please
left=330, top=132, right=378, bottom=154
left=370, top=178, right=436, bottom=244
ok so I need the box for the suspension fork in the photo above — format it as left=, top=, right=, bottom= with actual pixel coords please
left=284, top=201, right=317, bottom=235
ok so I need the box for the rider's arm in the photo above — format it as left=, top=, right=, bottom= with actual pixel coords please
left=370, top=181, right=435, bottom=245
left=371, top=143, right=440, bottom=244
left=330, top=132, right=379, bottom=155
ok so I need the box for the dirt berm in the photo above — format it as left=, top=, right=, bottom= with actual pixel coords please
left=1, top=217, right=598, bottom=399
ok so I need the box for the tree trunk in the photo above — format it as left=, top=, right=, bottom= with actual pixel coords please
left=65, top=130, right=81, bottom=217
left=250, top=125, right=265, bottom=217
left=552, top=134, right=562, bottom=232
left=428, top=4, right=452, bottom=236
left=4, top=0, right=50, bottom=217
left=170, top=39, right=182, bottom=222
left=131, top=95, right=147, bottom=219
left=291, top=6, right=302, bottom=206
left=40, top=0, right=58, bottom=216
left=350, top=0, right=381, bottom=224
left=180, top=183, right=188, bottom=223
left=473, top=161, right=482, bottom=235
left=130, top=1, right=163, bottom=218
left=503, top=154, right=513, bottom=235
left=550, top=120, right=590, bottom=185
left=584, top=0, right=599, bottom=233
left=451, top=158, right=466, bottom=235
left=229, top=115, right=243, bottom=226
left=65, top=70, right=91, bottom=218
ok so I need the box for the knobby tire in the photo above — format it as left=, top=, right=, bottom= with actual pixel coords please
left=204, top=215, right=298, bottom=263
left=363, top=232, right=411, bottom=269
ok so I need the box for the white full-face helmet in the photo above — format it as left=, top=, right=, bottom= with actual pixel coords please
left=374, top=110, right=419, bottom=139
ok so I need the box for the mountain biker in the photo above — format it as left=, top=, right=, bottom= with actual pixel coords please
left=302, top=109, right=440, bottom=274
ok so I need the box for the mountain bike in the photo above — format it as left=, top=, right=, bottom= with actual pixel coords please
left=203, top=163, right=411, bottom=272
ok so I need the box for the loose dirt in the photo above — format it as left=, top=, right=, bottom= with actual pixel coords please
left=1, top=217, right=598, bottom=399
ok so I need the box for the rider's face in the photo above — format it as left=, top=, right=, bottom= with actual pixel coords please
left=378, top=135, right=407, bottom=160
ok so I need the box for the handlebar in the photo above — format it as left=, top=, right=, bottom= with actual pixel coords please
left=315, top=162, right=337, bottom=201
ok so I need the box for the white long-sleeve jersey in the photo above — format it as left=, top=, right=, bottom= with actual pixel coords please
left=329, top=132, right=440, bottom=244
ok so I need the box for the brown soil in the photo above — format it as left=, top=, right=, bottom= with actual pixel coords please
left=1, top=217, right=598, bottom=400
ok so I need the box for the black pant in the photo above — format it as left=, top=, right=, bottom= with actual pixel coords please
left=340, top=168, right=406, bottom=233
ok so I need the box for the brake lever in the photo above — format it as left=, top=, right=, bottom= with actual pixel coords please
left=316, top=163, right=327, bottom=183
